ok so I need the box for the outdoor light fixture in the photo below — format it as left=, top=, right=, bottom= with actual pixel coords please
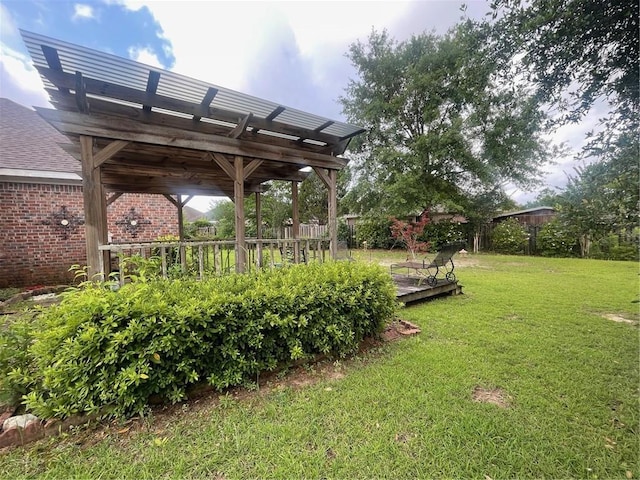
left=42, top=205, right=84, bottom=239
left=115, top=207, right=151, bottom=238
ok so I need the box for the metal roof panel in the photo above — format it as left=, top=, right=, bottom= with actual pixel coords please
left=21, top=30, right=364, bottom=140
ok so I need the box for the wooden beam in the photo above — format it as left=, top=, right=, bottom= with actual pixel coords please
left=163, top=194, right=179, bottom=208
left=106, top=192, right=123, bottom=206
left=228, top=113, right=253, bottom=139
left=319, top=138, right=351, bottom=156
left=75, top=71, right=89, bottom=113
left=209, top=152, right=236, bottom=181
left=328, top=169, right=338, bottom=259
left=314, top=120, right=334, bottom=132
left=266, top=106, right=286, bottom=121
left=48, top=89, right=333, bottom=155
left=41, top=46, right=69, bottom=94
left=36, top=108, right=348, bottom=170
left=177, top=194, right=185, bottom=242
left=255, top=192, right=262, bottom=240
left=193, top=87, right=218, bottom=121
left=243, top=159, right=263, bottom=180
left=42, top=45, right=63, bottom=71
left=312, top=166, right=332, bottom=188
left=79, top=135, right=107, bottom=278
left=37, top=67, right=342, bottom=146
left=57, top=142, right=81, bottom=160
left=255, top=191, right=262, bottom=267
left=180, top=195, right=193, bottom=207
left=103, top=182, right=230, bottom=196
left=93, top=140, right=130, bottom=167
left=292, top=181, right=300, bottom=262
left=234, top=156, right=246, bottom=273
left=143, top=71, right=161, bottom=112
left=253, top=106, right=286, bottom=134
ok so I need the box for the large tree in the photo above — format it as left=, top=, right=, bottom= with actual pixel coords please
left=490, top=0, right=638, bottom=258
left=556, top=132, right=639, bottom=256
left=299, top=169, right=351, bottom=224
left=340, top=21, right=551, bottom=216
left=491, top=0, right=638, bottom=126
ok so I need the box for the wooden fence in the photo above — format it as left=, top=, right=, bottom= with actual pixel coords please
left=99, top=238, right=330, bottom=285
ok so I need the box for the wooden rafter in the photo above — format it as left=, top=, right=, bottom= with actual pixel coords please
left=209, top=152, right=236, bottom=181
left=37, top=66, right=343, bottom=147
left=106, top=192, right=122, bottom=206
left=36, top=108, right=348, bottom=170
left=143, top=71, right=161, bottom=112
left=93, top=140, right=129, bottom=167
left=228, top=113, right=252, bottom=139
left=75, top=71, right=89, bottom=113
left=312, top=166, right=332, bottom=188
left=47, top=90, right=340, bottom=155
left=243, top=159, right=263, bottom=180
left=193, top=87, right=218, bottom=121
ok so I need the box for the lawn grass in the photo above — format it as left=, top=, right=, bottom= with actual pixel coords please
left=1, top=253, right=638, bottom=479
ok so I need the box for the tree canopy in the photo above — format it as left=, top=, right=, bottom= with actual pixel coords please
left=556, top=131, right=639, bottom=255
left=490, top=0, right=638, bottom=126
left=339, top=21, right=552, bottom=217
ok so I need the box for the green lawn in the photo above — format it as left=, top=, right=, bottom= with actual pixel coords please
left=1, top=253, right=638, bottom=479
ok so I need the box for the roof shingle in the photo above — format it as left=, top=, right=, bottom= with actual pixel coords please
left=0, top=98, right=79, bottom=174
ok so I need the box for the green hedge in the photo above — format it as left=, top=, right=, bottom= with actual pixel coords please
left=2, top=262, right=397, bottom=419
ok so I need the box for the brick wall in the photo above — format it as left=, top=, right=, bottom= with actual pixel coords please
left=107, top=193, right=178, bottom=243
left=0, top=182, right=179, bottom=287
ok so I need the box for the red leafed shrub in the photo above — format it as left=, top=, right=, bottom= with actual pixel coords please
left=389, top=211, right=430, bottom=259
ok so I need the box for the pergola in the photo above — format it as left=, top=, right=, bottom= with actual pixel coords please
left=20, top=30, right=364, bottom=277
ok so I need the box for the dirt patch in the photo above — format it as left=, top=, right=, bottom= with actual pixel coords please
left=472, top=386, right=511, bottom=408
left=602, top=314, right=637, bottom=325
left=381, top=319, right=421, bottom=341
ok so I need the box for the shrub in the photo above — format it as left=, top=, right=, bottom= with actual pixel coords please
left=390, top=213, right=430, bottom=258
left=590, top=233, right=640, bottom=261
left=491, top=218, right=528, bottom=254
left=421, top=221, right=468, bottom=251
left=355, top=217, right=394, bottom=249
left=536, top=219, right=578, bottom=257
left=2, top=262, right=397, bottom=419
left=0, top=314, right=40, bottom=405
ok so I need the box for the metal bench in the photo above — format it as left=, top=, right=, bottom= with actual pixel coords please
left=390, top=242, right=465, bottom=286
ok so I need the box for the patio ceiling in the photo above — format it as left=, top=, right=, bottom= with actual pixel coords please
left=20, top=30, right=365, bottom=198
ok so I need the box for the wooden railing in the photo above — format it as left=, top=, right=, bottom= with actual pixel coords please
left=99, top=238, right=330, bottom=285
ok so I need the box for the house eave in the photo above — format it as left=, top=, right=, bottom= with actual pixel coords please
left=0, top=168, right=82, bottom=185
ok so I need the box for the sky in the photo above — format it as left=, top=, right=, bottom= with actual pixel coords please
left=0, top=0, right=597, bottom=212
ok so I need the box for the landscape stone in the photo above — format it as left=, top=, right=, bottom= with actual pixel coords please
left=3, top=413, right=39, bottom=431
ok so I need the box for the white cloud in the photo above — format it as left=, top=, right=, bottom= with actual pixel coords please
left=0, top=44, right=50, bottom=106
left=73, top=4, right=97, bottom=21
left=187, top=196, right=221, bottom=213
left=108, top=0, right=146, bottom=12
left=128, top=46, right=164, bottom=69
left=120, top=2, right=416, bottom=94
left=0, top=4, right=18, bottom=40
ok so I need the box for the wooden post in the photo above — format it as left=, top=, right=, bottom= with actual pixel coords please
left=311, top=166, right=338, bottom=260
left=177, top=194, right=185, bottom=241
left=255, top=192, right=262, bottom=267
left=177, top=194, right=187, bottom=270
left=234, top=156, right=246, bottom=272
left=79, top=135, right=107, bottom=279
left=328, top=169, right=338, bottom=259
left=292, top=181, right=300, bottom=263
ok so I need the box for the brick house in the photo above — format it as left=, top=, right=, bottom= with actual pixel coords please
left=0, top=98, right=183, bottom=287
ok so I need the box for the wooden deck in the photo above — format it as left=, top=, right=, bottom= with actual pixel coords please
left=393, top=274, right=462, bottom=304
